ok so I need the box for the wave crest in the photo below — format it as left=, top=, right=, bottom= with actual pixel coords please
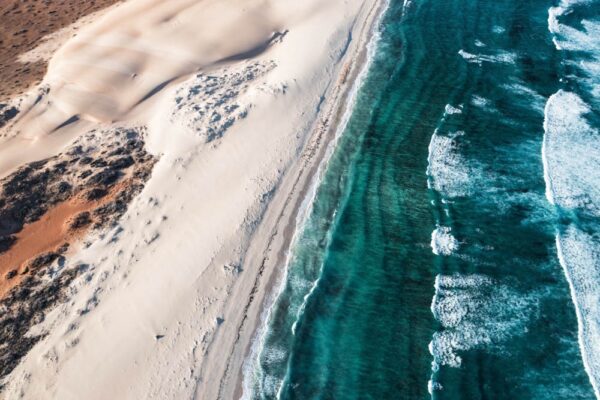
left=543, top=90, right=600, bottom=216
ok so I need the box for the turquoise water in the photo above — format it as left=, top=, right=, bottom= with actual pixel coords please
left=244, top=0, right=600, bottom=398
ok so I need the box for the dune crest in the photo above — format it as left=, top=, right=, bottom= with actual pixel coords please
left=0, top=0, right=385, bottom=398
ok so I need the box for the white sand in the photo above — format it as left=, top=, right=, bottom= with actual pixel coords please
left=1, top=0, right=383, bottom=398
left=17, top=3, right=124, bottom=66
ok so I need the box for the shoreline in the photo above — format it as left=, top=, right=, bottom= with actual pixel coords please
left=198, top=1, right=387, bottom=398
left=0, top=1, right=388, bottom=398
left=236, top=2, right=389, bottom=397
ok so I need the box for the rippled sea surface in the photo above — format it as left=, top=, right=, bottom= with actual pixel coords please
left=244, top=0, right=600, bottom=398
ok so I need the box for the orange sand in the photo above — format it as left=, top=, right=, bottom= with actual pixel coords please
left=0, top=199, right=88, bottom=298
left=0, top=180, right=130, bottom=298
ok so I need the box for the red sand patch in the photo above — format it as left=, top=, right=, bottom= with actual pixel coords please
left=0, top=180, right=130, bottom=299
left=0, top=199, right=87, bottom=298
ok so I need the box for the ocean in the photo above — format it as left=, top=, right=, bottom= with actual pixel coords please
left=243, top=0, right=600, bottom=398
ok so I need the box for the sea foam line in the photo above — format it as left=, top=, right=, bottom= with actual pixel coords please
left=542, top=32, right=600, bottom=393
left=458, top=49, right=517, bottom=65
left=544, top=4, right=600, bottom=389
left=272, top=6, right=390, bottom=397
left=543, top=87, right=600, bottom=398
left=241, top=3, right=390, bottom=398
left=555, top=230, right=600, bottom=399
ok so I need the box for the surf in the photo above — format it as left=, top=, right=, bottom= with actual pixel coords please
left=543, top=1, right=600, bottom=396
left=240, top=4, right=389, bottom=397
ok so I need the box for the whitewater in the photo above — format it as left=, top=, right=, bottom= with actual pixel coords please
left=543, top=0, right=600, bottom=396
left=239, top=0, right=600, bottom=398
left=241, top=3, right=390, bottom=398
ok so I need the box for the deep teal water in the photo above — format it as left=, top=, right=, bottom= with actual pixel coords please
left=244, top=0, right=600, bottom=398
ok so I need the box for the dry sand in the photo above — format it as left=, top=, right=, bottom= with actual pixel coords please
left=0, top=0, right=384, bottom=398
left=0, top=0, right=123, bottom=101
left=0, top=178, right=133, bottom=299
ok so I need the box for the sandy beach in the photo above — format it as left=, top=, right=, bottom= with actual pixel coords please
left=0, top=0, right=384, bottom=398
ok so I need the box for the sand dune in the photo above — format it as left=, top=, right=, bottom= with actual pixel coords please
left=0, top=0, right=384, bottom=398
left=0, top=0, right=336, bottom=178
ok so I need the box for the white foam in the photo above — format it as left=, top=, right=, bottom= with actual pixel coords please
left=240, top=3, right=391, bottom=397
left=262, top=374, right=284, bottom=398
left=458, top=49, right=517, bottom=65
left=431, top=226, right=460, bottom=256
left=428, top=379, right=443, bottom=394
left=444, top=104, right=463, bottom=115
left=562, top=19, right=600, bottom=95
left=429, top=274, right=534, bottom=371
left=548, top=6, right=564, bottom=35
left=548, top=2, right=600, bottom=96
left=470, top=94, right=501, bottom=115
left=552, top=18, right=600, bottom=52
left=426, top=131, right=472, bottom=198
left=458, top=49, right=482, bottom=64
left=543, top=90, right=600, bottom=215
left=542, top=67, right=600, bottom=399
left=548, top=0, right=594, bottom=35
left=492, top=25, right=506, bottom=34
left=556, top=227, right=600, bottom=398
left=471, top=95, right=491, bottom=108
left=402, top=0, right=413, bottom=16
left=291, top=272, right=322, bottom=335
left=502, top=81, right=546, bottom=113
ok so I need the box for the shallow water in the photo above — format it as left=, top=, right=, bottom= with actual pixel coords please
left=244, top=0, right=600, bottom=398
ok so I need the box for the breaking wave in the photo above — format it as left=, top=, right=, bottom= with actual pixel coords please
left=548, top=0, right=600, bottom=97
left=430, top=226, right=459, bottom=256
left=556, top=228, right=600, bottom=398
left=426, top=130, right=472, bottom=198
left=240, top=4, right=390, bottom=398
left=544, top=2, right=600, bottom=396
left=429, top=274, right=535, bottom=371
left=458, top=49, right=517, bottom=65
left=444, top=104, right=463, bottom=115
left=542, top=90, right=600, bottom=215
